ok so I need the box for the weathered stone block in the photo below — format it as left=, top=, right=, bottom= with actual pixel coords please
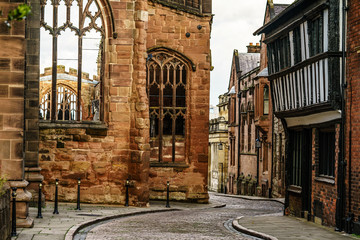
left=72, top=161, right=91, bottom=173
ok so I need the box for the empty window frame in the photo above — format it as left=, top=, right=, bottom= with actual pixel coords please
left=147, top=51, right=187, bottom=162
left=318, top=129, right=335, bottom=177
left=40, top=0, right=104, bottom=122
left=309, top=16, right=323, bottom=56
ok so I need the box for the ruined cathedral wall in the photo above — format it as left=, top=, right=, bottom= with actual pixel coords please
left=39, top=0, right=150, bottom=206
left=146, top=2, right=212, bottom=203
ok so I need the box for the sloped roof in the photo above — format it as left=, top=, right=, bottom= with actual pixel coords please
left=237, top=53, right=260, bottom=76
left=273, top=4, right=289, bottom=17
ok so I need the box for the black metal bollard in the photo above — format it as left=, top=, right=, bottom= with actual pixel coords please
left=53, top=179, right=59, bottom=214
left=166, top=181, right=170, bottom=208
left=125, top=179, right=129, bottom=207
left=76, top=178, right=81, bottom=210
left=36, top=183, right=43, bottom=218
left=11, top=187, right=17, bottom=237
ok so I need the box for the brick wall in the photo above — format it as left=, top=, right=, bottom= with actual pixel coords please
left=311, top=126, right=339, bottom=226
left=346, top=0, right=360, bottom=220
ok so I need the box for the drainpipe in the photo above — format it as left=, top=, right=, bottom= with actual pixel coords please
left=269, top=107, right=274, bottom=198
left=256, top=128, right=260, bottom=187
left=336, top=0, right=347, bottom=232
left=237, top=79, right=242, bottom=194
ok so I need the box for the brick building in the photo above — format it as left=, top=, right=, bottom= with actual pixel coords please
left=0, top=0, right=212, bottom=227
left=227, top=47, right=260, bottom=195
left=254, top=1, right=288, bottom=198
left=255, top=0, right=345, bottom=228
left=346, top=0, right=360, bottom=232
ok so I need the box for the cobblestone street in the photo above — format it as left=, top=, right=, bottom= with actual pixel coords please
left=84, top=193, right=283, bottom=240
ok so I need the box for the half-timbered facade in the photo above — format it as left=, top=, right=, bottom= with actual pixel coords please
left=255, top=0, right=344, bottom=227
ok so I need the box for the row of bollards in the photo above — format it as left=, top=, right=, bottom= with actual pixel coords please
left=11, top=178, right=171, bottom=235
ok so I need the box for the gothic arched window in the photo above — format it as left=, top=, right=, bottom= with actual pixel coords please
left=39, top=0, right=104, bottom=122
left=147, top=51, right=188, bottom=162
left=40, top=85, right=77, bottom=121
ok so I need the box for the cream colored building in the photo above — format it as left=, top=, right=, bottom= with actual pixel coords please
left=208, top=93, right=229, bottom=192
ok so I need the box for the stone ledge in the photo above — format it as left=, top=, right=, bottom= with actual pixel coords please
left=149, top=162, right=189, bottom=168
left=39, top=121, right=108, bottom=130
left=315, top=176, right=335, bottom=185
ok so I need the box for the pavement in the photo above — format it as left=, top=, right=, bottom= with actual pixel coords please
left=12, top=193, right=358, bottom=240
left=12, top=200, right=225, bottom=240
left=234, top=215, right=356, bottom=240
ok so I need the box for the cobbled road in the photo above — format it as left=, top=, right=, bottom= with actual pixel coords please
left=85, top=193, right=283, bottom=240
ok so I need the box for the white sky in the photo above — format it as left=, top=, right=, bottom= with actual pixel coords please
left=210, top=0, right=295, bottom=106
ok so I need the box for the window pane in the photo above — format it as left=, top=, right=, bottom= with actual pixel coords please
left=175, top=112, right=185, bottom=136
left=163, top=112, right=172, bottom=135
left=176, top=85, right=186, bottom=107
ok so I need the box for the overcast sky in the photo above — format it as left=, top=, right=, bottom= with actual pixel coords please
left=210, top=0, right=295, bottom=106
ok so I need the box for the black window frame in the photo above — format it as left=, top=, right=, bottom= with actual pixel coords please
left=318, top=129, right=335, bottom=177
left=293, top=26, right=302, bottom=65
left=308, top=15, right=324, bottom=57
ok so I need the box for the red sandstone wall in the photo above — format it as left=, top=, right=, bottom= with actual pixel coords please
left=146, top=2, right=211, bottom=203
left=39, top=0, right=150, bottom=206
left=39, top=0, right=211, bottom=205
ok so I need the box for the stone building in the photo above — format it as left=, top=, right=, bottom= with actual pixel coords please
left=0, top=0, right=212, bottom=227
left=208, top=93, right=228, bottom=193
left=255, top=0, right=344, bottom=228
left=227, top=46, right=260, bottom=195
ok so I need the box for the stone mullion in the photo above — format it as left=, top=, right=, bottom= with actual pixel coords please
left=51, top=2, right=59, bottom=121
left=171, top=66, right=176, bottom=162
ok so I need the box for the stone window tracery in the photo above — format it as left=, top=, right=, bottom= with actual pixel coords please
left=39, top=0, right=104, bottom=122
left=40, top=85, right=78, bottom=120
left=147, top=51, right=188, bottom=162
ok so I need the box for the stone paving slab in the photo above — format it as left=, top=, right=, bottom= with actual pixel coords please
left=237, top=215, right=356, bottom=240
left=12, top=200, right=222, bottom=240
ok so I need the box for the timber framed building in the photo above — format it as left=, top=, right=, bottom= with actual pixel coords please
left=255, top=0, right=345, bottom=228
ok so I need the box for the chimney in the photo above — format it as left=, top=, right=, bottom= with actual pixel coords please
left=247, top=42, right=261, bottom=53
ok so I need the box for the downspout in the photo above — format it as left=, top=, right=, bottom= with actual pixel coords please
left=336, top=0, right=347, bottom=232
left=269, top=105, right=274, bottom=198
left=342, top=0, right=353, bottom=231
left=237, top=76, right=242, bottom=194
left=256, top=128, right=260, bottom=187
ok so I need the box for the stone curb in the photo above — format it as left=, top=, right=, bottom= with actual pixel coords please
left=65, top=208, right=179, bottom=240
left=213, top=193, right=285, bottom=205
left=65, top=202, right=226, bottom=240
left=232, top=216, right=278, bottom=240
